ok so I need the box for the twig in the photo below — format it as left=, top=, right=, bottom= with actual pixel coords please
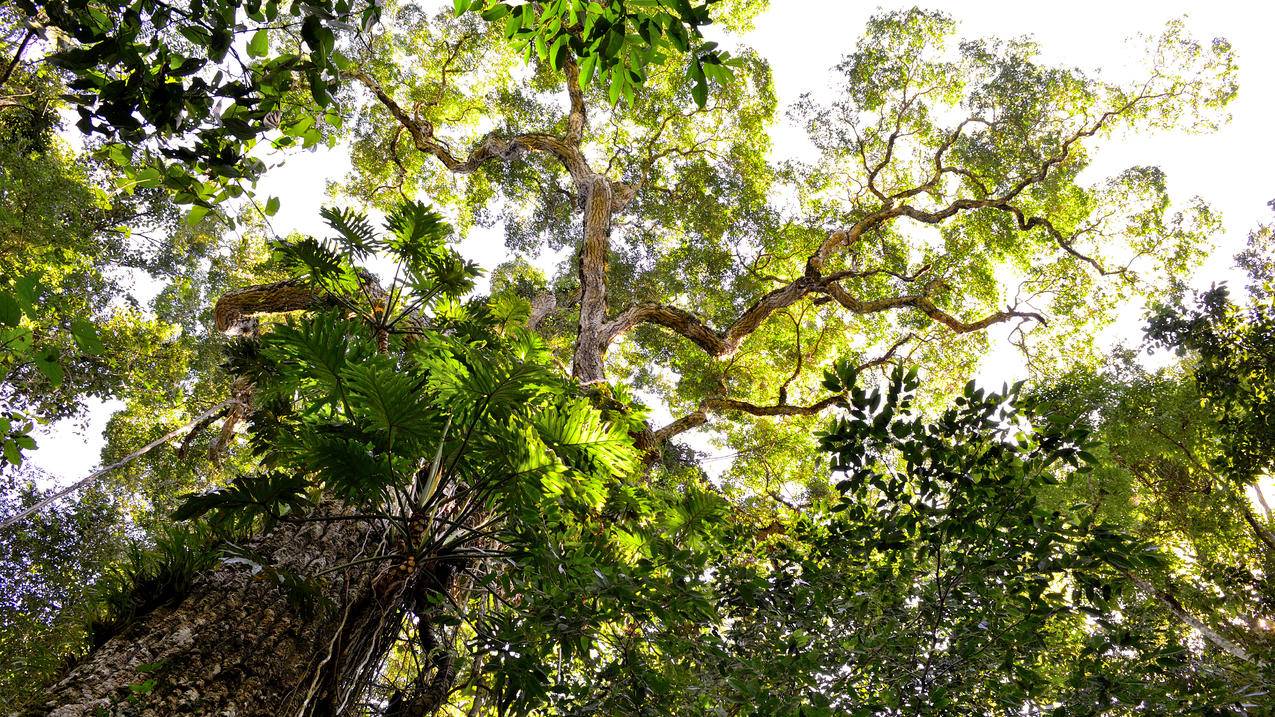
left=1, top=399, right=236, bottom=530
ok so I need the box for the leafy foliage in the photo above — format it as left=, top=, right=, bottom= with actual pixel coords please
left=1146, top=265, right=1275, bottom=487
left=6, top=3, right=1274, bottom=715
left=455, top=0, right=745, bottom=107
left=80, top=524, right=222, bottom=648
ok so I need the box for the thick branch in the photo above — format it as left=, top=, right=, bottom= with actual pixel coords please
left=604, top=272, right=1042, bottom=360
left=602, top=303, right=728, bottom=356
left=562, top=55, right=586, bottom=145
left=352, top=69, right=590, bottom=181
left=214, top=279, right=331, bottom=334
left=602, top=276, right=820, bottom=357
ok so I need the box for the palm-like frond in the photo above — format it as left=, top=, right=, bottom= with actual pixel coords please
left=535, top=399, right=640, bottom=480
left=299, top=430, right=395, bottom=503
left=321, top=206, right=379, bottom=258
left=342, top=360, right=435, bottom=445
left=385, top=200, right=449, bottom=258
left=264, top=312, right=367, bottom=401
left=421, top=343, right=556, bottom=421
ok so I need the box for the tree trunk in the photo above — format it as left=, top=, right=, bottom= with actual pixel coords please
left=32, top=512, right=405, bottom=717
left=571, top=175, right=614, bottom=384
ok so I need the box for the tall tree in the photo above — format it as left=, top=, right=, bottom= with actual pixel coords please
left=5, top=2, right=1258, bottom=715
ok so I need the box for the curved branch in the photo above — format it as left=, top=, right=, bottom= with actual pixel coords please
left=351, top=69, right=590, bottom=181
left=994, top=203, right=1124, bottom=276
left=604, top=268, right=1044, bottom=361
left=602, top=276, right=820, bottom=357
left=649, top=337, right=911, bottom=446
left=214, top=279, right=331, bottom=334
left=820, top=283, right=1046, bottom=334
left=602, top=303, right=728, bottom=355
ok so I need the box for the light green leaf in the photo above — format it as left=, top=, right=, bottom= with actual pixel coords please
left=248, top=29, right=270, bottom=58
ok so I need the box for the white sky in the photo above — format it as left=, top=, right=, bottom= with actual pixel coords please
left=28, top=1, right=1275, bottom=484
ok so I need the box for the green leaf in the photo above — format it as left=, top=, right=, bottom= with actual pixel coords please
left=578, top=53, right=598, bottom=87
left=301, top=16, right=335, bottom=64
left=264, top=196, right=280, bottom=216
left=173, top=472, right=310, bottom=526
left=343, top=361, right=435, bottom=444
left=2, top=441, right=23, bottom=467
left=186, top=205, right=209, bottom=226
left=70, top=318, right=104, bottom=355
left=248, top=29, right=270, bottom=58
left=129, top=679, right=157, bottom=696
left=689, top=58, right=707, bottom=108
left=0, top=292, right=20, bottom=326
left=1, top=327, right=33, bottom=357
left=534, top=399, right=639, bottom=479
left=34, top=348, right=63, bottom=388
left=13, top=273, right=41, bottom=312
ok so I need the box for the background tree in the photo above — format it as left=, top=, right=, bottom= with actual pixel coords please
left=0, top=8, right=282, bottom=702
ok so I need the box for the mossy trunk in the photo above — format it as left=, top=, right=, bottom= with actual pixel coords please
left=31, top=513, right=402, bottom=717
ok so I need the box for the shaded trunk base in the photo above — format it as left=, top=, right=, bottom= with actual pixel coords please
left=32, top=514, right=402, bottom=717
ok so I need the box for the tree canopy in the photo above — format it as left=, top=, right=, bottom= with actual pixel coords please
left=1, top=1, right=1272, bottom=715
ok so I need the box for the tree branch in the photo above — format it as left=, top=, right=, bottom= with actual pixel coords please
left=603, top=268, right=1043, bottom=360
left=1125, top=572, right=1265, bottom=666
left=351, top=69, right=590, bottom=181
left=647, top=338, right=911, bottom=446
left=562, top=54, right=586, bottom=146
left=0, top=28, right=34, bottom=91
left=0, top=399, right=238, bottom=531
left=214, top=279, right=332, bottom=334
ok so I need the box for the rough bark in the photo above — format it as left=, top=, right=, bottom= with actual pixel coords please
left=571, top=176, right=614, bottom=384
left=32, top=511, right=402, bottom=716
left=214, top=280, right=329, bottom=335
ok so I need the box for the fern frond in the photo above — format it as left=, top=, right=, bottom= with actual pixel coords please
left=342, top=360, right=435, bottom=445
left=321, top=206, right=379, bottom=258
left=534, top=399, right=640, bottom=480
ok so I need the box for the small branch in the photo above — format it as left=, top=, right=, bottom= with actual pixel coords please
left=1125, top=572, right=1264, bottom=666
left=0, top=28, right=35, bottom=91
left=1, top=399, right=237, bottom=531
left=648, top=340, right=910, bottom=446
